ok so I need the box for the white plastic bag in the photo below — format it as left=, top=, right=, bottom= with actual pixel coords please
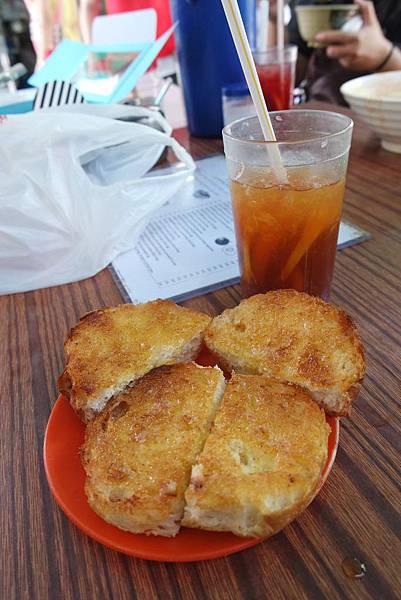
left=0, top=105, right=195, bottom=294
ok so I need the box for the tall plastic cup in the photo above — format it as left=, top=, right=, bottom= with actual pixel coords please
left=223, top=110, right=353, bottom=300
left=170, top=0, right=256, bottom=138
left=253, top=46, right=298, bottom=111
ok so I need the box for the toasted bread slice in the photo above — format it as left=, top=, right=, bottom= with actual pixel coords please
left=82, top=363, right=225, bottom=537
left=204, top=290, right=365, bottom=416
left=58, top=300, right=211, bottom=422
left=182, top=373, right=329, bottom=538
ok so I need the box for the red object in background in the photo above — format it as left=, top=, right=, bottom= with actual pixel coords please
left=105, top=0, right=175, bottom=56
left=256, top=62, right=293, bottom=111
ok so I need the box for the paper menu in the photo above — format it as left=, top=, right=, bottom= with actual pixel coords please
left=111, top=155, right=370, bottom=304
left=112, top=155, right=239, bottom=303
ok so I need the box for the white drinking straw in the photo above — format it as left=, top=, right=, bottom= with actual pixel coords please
left=276, top=0, right=285, bottom=114
left=257, top=0, right=269, bottom=52
left=220, top=0, right=287, bottom=183
left=276, top=0, right=285, bottom=50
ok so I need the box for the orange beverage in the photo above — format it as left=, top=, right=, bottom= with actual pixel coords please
left=230, top=175, right=344, bottom=299
left=222, top=111, right=353, bottom=300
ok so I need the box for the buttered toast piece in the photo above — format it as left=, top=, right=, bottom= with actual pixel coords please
left=182, top=373, right=329, bottom=538
left=204, top=290, right=365, bottom=416
left=82, top=363, right=225, bottom=537
left=58, top=300, right=211, bottom=422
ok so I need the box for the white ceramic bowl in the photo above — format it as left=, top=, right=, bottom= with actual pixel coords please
left=341, top=71, right=401, bottom=154
left=295, top=5, right=361, bottom=48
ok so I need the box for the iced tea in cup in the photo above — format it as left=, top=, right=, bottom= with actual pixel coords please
left=222, top=110, right=353, bottom=299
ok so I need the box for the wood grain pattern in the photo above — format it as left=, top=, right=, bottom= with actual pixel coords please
left=1, top=103, right=400, bottom=600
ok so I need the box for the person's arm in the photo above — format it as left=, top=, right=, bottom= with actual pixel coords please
left=315, top=0, right=401, bottom=72
left=23, top=0, right=54, bottom=67
left=266, top=0, right=289, bottom=48
left=79, top=0, right=101, bottom=44
left=379, top=46, right=401, bottom=72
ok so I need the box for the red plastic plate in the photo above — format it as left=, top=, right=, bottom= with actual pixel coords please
left=44, top=394, right=339, bottom=562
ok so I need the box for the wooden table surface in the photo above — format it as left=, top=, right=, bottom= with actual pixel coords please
left=2, top=103, right=400, bottom=600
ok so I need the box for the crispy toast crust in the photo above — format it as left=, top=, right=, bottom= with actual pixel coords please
left=204, top=290, right=365, bottom=417
left=82, top=363, right=225, bottom=537
left=182, top=373, right=329, bottom=537
left=58, top=300, right=211, bottom=422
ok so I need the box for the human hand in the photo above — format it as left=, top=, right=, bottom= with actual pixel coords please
left=315, top=0, right=392, bottom=72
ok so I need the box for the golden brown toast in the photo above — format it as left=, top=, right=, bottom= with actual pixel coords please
left=204, top=290, right=365, bottom=416
left=82, top=363, right=225, bottom=537
left=182, top=373, right=329, bottom=537
left=58, top=300, right=211, bottom=422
